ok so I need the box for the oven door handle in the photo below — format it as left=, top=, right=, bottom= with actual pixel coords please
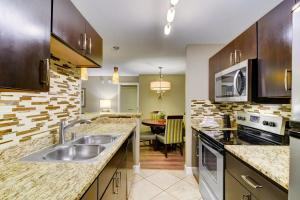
left=201, top=137, right=224, bottom=154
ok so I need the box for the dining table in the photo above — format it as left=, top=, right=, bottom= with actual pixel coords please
left=142, top=119, right=166, bottom=134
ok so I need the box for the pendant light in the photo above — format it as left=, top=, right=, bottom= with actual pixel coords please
left=81, top=68, right=88, bottom=80
left=150, top=67, right=171, bottom=99
left=112, top=67, right=119, bottom=84
left=112, top=46, right=120, bottom=84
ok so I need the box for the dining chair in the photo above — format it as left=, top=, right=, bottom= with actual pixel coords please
left=156, top=115, right=184, bottom=158
left=140, top=111, right=161, bottom=147
left=151, top=111, right=160, bottom=120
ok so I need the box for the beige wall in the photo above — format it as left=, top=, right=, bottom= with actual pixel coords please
left=185, top=44, right=224, bottom=167
left=139, top=74, right=185, bottom=132
left=82, top=76, right=139, bottom=113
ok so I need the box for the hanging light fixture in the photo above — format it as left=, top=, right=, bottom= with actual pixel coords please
left=163, top=0, right=180, bottom=35
left=170, top=0, right=179, bottom=6
left=81, top=68, right=88, bottom=80
left=150, top=67, right=171, bottom=99
left=164, top=24, right=172, bottom=35
left=167, top=7, right=176, bottom=23
left=112, top=46, right=120, bottom=84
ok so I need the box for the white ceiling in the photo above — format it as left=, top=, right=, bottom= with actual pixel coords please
left=71, top=0, right=283, bottom=76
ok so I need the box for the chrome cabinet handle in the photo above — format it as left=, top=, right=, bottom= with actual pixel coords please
left=241, top=175, right=263, bottom=189
left=89, top=37, right=92, bottom=55
left=40, top=58, right=50, bottom=86
left=83, top=33, right=87, bottom=51
left=116, top=171, right=121, bottom=187
left=78, top=34, right=83, bottom=49
left=235, top=50, right=241, bottom=64
left=284, top=68, right=292, bottom=92
left=230, top=52, right=235, bottom=65
left=241, top=194, right=251, bottom=200
left=113, top=174, right=119, bottom=194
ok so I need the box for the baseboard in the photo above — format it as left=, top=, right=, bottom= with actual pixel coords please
left=133, top=163, right=140, bottom=173
left=184, top=165, right=193, bottom=175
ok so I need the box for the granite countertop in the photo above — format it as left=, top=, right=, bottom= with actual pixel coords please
left=81, top=112, right=142, bottom=120
left=225, top=145, right=289, bottom=190
left=0, top=118, right=136, bottom=200
left=191, top=123, right=237, bottom=132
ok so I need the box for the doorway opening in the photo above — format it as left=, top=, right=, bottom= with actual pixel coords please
left=118, top=83, right=139, bottom=113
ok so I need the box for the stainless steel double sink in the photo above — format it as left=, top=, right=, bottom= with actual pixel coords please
left=22, top=134, right=121, bottom=162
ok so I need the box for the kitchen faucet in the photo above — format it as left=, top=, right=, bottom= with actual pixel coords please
left=58, top=119, right=92, bottom=144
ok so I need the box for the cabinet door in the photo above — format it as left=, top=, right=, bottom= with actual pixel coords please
left=101, top=178, right=116, bottom=200
left=115, top=168, right=127, bottom=200
left=52, top=0, right=86, bottom=53
left=219, top=42, right=235, bottom=69
left=225, top=170, right=252, bottom=200
left=234, top=24, right=257, bottom=62
left=209, top=54, right=220, bottom=102
left=257, top=0, right=293, bottom=98
left=85, top=23, right=103, bottom=66
left=0, top=0, right=51, bottom=91
left=81, top=179, right=97, bottom=200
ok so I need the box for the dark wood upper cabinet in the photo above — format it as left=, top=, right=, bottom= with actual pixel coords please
left=52, top=0, right=102, bottom=67
left=52, top=0, right=86, bottom=53
left=233, top=24, right=257, bottom=62
left=209, top=54, right=220, bottom=102
left=257, top=0, right=293, bottom=99
left=85, top=23, right=103, bottom=66
left=0, top=0, right=51, bottom=91
left=208, top=24, right=257, bottom=102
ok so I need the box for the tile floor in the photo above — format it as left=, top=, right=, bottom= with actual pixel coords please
left=129, top=169, right=203, bottom=200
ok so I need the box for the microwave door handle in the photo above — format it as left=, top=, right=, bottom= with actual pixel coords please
left=233, top=70, right=241, bottom=96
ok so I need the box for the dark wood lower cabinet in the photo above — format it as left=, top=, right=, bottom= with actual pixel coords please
left=225, top=170, right=254, bottom=200
left=80, top=132, right=134, bottom=200
left=81, top=180, right=98, bottom=200
left=225, top=152, right=288, bottom=200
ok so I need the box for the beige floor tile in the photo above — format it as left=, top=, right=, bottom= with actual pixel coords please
left=138, top=169, right=160, bottom=178
left=166, top=180, right=202, bottom=200
left=164, top=169, right=188, bottom=179
left=146, top=171, right=180, bottom=190
left=152, top=192, right=177, bottom=200
left=130, top=179, right=162, bottom=200
left=183, top=176, right=199, bottom=188
left=132, top=174, right=144, bottom=183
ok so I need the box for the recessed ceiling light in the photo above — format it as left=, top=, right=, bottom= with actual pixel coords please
left=170, top=0, right=179, bottom=6
left=167, top=7, right=176, bottom=23
left=164, top=24, right=171, bottom=35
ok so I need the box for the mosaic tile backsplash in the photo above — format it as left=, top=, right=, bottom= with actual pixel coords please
left=191, top=100, right=291, bottom=127
left=0, top=55, right=81, bottom=150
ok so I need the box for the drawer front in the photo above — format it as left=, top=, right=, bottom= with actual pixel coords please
left=226, top=152, right=287, bottom=200
left=98, top=141, right=127, bottom=199
left=225, top=170, right=252, bottom=200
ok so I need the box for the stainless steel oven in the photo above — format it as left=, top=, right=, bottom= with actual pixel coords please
left=199, top=136, right=224, bottom=200
left=215, top=59, right=254, bottom=102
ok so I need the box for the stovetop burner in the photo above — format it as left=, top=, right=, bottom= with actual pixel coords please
left=201, top=125, right=288, bottom=149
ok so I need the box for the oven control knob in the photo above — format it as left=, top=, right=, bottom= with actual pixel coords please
left=263, top=121, right=269, bottom=126
left=238, top=116, right=246, bottom=121
left=269, top=122, right=276, bottom=127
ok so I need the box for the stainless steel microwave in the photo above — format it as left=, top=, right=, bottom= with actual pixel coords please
left=215, top=60, right=254, bottom=102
